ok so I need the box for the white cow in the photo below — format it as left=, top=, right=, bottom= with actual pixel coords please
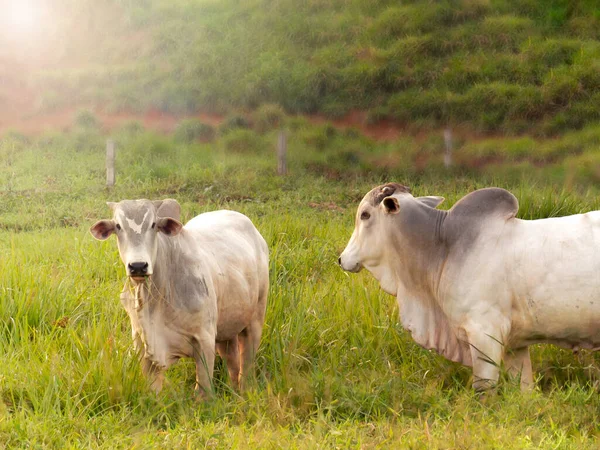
left=90, top=199, right=269, bottom=396
left=340, top=183, right=600, bottom=391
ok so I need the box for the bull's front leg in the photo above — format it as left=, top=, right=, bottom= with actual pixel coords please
left=464, top=322, right=507, bottom=392
left=132, top=331, right=165, bottom=393
left=192, top=329, right=216, bottom=399
left=141, top=356, right=165, bottom=393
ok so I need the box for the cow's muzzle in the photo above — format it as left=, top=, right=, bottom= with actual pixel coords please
left=338, top=256, right=362, bottom=273
left=128, top=261, right=149, bottom=280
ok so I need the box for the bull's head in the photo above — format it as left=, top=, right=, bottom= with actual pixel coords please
left=90, top=199, right=183, bottom=282
left=339, top=183, right=444, bottom=274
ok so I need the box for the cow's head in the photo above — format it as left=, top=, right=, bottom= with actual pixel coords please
left=90, top=199, right=183, bottom=282
left=339, top=183, right=444, bottom=274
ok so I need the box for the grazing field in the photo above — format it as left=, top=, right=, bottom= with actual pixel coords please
left=0, top=121, right=600, bottom=447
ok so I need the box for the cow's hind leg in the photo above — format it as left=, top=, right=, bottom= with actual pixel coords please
left=238, top=319, right=264, bottom=389
left=503, top=346, right=534, bottom=391
left=192, top=330, right=216, bottom=399
left=216, top=337, right=241, bottom=391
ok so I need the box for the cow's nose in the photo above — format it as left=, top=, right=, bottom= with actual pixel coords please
left=128, top=262, right=149, bottom=276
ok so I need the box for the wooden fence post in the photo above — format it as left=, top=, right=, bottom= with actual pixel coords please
left=277, top=131, right=287, bottom=176
left=443, top=128, right=453, bottom=168
left=106, top=139, right=116, bottom=187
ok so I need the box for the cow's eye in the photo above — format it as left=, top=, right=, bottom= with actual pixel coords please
left=360, top=211, right=370, bottom=220
left=151, top=222, right=156, bottom=229
left=115, top=223, right=122, bottom=231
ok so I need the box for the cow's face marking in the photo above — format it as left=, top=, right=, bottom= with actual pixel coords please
left=340, top=183, right=409, bottom=273
left=90, top=199, right=183, bottom=281
left=124, top=210, right=150, bottom=235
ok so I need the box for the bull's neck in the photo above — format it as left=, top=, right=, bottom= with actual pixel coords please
left=138, top=233, right=177, bottom=305
left=152, top=233, right=174, bottom=289
left=392, top=201, right=448, bottom=296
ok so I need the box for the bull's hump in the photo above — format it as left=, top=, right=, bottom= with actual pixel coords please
left=441, top=188, right=518, bottom=249
left=449, top=187, right=518, bottom=221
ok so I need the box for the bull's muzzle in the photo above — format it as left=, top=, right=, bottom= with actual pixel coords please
left=128, top=261, right=149, bottom=279
left=338, top=255, right=362, bottom=273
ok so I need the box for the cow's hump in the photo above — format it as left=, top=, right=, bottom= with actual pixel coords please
left=442, top=188, right=518, bottom=247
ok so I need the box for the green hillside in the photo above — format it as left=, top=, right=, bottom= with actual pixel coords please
left=10, top=0, right=600, bottom=135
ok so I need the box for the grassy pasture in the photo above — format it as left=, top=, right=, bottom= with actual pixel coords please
left=0, top=122, right=599, bottom=447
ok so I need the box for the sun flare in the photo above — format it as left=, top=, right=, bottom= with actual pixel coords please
left=5, top=0, right=42, bottom=35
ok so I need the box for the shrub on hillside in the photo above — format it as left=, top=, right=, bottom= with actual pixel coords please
left=74, top=109, right=99, bottom=129
left=253, top=104, right=286, bottom=133
left=118, top=121, right=145, bottom=136
left=221, top=129, right=264, bottom=154
left=299, top=124, right=338, bottom=151
left=219, top=114, right=251, bottom=135
left=321, top=101, right=349, bottom=120
left=174, top=119, right=215, bottom=143
left=523, top=39, right=581, bottom=67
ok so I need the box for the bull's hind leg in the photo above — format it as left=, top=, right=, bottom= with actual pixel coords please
left=216, top=337, right=241, bottom=390
left=503, top=346, right=534, bottom=391
left=238, top=319, right=264, bottom=389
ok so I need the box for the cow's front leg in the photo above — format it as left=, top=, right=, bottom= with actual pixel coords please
left=503, top=346, right=534, bottom=391
left=192, top=330, right=216, bottom=399
left=141, top=357, right=165, bottom=393
left=465, top=323, right=506, bottom=392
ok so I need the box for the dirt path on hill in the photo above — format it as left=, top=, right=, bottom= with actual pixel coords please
left=0, top=78, right=406, bottom=141
left=0, top=104, right=404, bottom=142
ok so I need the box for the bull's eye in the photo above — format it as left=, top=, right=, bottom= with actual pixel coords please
left=115, top=223, right=122, bottom=231
left=151, top=222, right=156, bottom=229
left=360, top=211, right=370, bottom=220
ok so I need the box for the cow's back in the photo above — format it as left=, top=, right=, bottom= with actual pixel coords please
left=506, top=211, right=600, bottom=348
left=184, top=210, right=269, bottom=340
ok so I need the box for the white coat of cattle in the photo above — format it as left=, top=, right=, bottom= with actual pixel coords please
left=340, top=183, right=600, bottom=391
left=90, top=199, right=269, bottom=396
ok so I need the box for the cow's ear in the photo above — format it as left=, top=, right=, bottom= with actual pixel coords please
left=90, top=220, right=116, bottom=240
left=417, top=196, right=444, bottom=208
left=382, top=196, right=400, bottom=215
left=157, top=217, right=183, bottom=236
left=154, top=199, right=181, bottom=221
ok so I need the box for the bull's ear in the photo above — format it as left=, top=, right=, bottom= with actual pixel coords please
left=382, top=196, right=400, bottom=215
left=90, top=220, right=116, bottom=240
left=154, top=199, right=181, bottom=221
left=417, top=196, right=444, bottom=208
left=157, top=217, right=183, bottom=236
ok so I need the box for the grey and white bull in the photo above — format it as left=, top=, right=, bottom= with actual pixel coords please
left=340, top=183, right=600, bottom=392
left=90, top=199, right=269, bottom=396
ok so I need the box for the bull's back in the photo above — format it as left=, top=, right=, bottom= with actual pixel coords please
left=508, top=211, right=600, bottom=347
left=185, top=210, right=269, bottom=338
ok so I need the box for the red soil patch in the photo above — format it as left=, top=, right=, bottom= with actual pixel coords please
left=0, top=78, right=469, bottom=144
left=308, top=110, right=404, bottom=142
left=0, top=75, right=404, bottom=141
